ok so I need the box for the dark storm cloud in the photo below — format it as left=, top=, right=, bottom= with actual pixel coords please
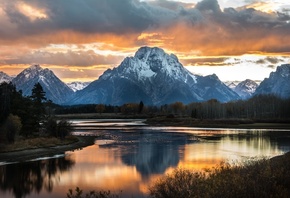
left=195, top=0, right=222, bottom=13
left=256, top=57, right=282, bottom=65
left=0, top=0, right=290, bottom=55
left=265, top=57, right=280, bottom=64
left=4, top=50, right=123, bottom=66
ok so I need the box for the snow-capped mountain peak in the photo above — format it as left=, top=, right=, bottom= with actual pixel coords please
left=67, top=81, right=91, bottom=92
left=234, top=79, right=258, bottom=99
left=255, top=64, right=290, bottom=99
left=112, top=46, right=197, bottom=84
left=0, top=71, right=13, bottom=83
left=70, top=46, right=240, bottom=105
left=12, top=65, right=74, bottom=104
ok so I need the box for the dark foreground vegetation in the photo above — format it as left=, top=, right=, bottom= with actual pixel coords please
left=0, top=82, right=72, bottom=149
left=66, top=152, right=290, bottom=198
left=150, top=152, right=290, bottom=198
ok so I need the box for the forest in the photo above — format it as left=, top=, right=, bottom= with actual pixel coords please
left=56, top=95, right=290, bottom=120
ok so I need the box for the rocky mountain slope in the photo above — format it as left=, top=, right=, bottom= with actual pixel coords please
left=255, top=64, right=290, bottom=99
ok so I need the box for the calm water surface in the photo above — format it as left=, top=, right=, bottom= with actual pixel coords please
left=1, top=119, right=290, bottom=198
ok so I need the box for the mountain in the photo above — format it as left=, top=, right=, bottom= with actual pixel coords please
left=255, top=64, right=290, bottom=99
left=67, top=81, right=91, bottom=92
left=234, top=79, right=258, bottom=99
left=0, top=71, right=13, bottom=83
left=12, top=65, right=74, bottom=104
left=69, top=47, right=240, bottom=105
left=224, top=81, right=237, bottom=89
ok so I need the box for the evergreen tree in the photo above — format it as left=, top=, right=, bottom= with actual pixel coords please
left=30, top=83, right=47, bottom=133
left=139, top=101, right=144, bottom=114
left=31, top=82, right=46, bottom=104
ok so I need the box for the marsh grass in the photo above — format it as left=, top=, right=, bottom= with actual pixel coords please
left=150, top=153, right=290, bottom=198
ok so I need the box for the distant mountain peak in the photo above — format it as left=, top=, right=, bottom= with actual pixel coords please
left=67, top=81, right=91, bottom=92
left=0, top=71, right=13, bottom=83
left=255, top=64, right=290, bottom=99
left=12, top=65, right=73, bottom=104
left=234, top=79, right=258, bottom=99
left=275, top=64, right=290, bottom=77
left=69, top=46, right=240, bottom=105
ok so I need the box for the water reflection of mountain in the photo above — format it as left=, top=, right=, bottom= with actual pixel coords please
left=0, top=156, right=74, bottom=198
left=102, top=131, right=196, bottom=178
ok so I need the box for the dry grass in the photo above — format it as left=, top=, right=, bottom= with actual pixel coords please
left=0, top=135, right=79, bottom=153
left=149, top=153, right=290, bottom=198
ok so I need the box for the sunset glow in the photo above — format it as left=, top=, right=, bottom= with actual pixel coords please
left=0, top=0, right=289, bottom=82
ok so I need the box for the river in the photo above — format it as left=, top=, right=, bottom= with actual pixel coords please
left=1, top=119, right=290, bottom=198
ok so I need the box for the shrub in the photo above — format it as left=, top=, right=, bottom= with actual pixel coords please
left=43, top=117, right=72, bottom=140
left=67, top=187, right=120, bottom=198
left=2, top=114, right=22, bottom=143
left=150, top=156, right=290, bottom=198
left=57, top=119, right=73, bottom=140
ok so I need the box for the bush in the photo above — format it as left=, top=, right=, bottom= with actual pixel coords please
left=43, top=117, right=72, bottom=140
left=57, top=119, right=73, bottom=140
left=1, top=114, right=22, bottom=143
left=67, top=187, right=120, bottom=198
left=149, top=155, right=290, bottom=198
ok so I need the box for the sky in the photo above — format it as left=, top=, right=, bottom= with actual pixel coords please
left=0, top=0, right=290, bottom=83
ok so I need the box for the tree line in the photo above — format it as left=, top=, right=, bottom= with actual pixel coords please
left=55, top=94, right=290, bottom=120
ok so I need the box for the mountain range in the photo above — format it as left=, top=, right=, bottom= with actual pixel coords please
left=69, top=47, right=239, bottom=105
left=1, top=47, right=290, bottom=105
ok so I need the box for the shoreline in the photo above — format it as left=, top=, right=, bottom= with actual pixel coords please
left=0, top=136, right=96, bottom=163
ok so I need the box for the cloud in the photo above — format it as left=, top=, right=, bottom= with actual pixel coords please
left=0, top=0, right=289, bottom=58
left=180, top=57, right=229, bottom=66
left=3, top=50, right=124, bottom=66
left=256, top=56, right=283, bottom=65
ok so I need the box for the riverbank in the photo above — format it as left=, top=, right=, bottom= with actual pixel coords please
left=0, top=136, right=96, bottom=163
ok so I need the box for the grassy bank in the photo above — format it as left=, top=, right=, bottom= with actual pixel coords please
left=150, top=152, right=290, bottom=198
left=0, top=136, right=96, bottom=162
left=0, top=136, right=79, bottom=153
